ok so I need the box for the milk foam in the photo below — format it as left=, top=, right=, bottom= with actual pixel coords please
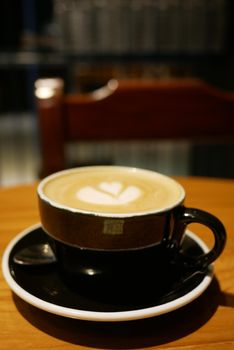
left=77, top=182, right=141, bottom=206
left=40, top=166, right=184, bottom=215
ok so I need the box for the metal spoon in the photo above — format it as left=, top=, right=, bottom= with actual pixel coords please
left=13, top=243, right=57, bottom=265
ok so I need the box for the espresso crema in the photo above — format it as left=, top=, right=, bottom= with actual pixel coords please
left=39, top=166, right=184, bottom=215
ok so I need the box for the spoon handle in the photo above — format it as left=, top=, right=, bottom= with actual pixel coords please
left=13, top=243, right=57, bottom=265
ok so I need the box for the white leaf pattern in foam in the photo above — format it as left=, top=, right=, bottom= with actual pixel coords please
left=77, top=184, right=141, bottom=206
left=99, top=181, right=122, bottom=196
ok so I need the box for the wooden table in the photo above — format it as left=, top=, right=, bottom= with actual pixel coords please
left=0, top=177, right=234, bottom=350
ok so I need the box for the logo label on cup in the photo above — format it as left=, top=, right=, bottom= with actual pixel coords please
left=103, top=219, right=125, bottom=235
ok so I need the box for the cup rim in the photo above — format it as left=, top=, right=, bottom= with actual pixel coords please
left=37, top=166, right=185, bottom=218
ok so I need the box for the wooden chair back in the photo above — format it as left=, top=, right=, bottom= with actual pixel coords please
left=35, top=78, right=234, bottom=177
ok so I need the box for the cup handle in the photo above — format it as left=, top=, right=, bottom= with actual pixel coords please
left=170, top=207, right=226, bottom=269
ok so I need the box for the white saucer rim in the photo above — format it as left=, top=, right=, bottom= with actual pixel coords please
left=2, top=223, right=213, bottom=322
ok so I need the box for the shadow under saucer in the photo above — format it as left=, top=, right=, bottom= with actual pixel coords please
left=12, top=276, right=222, bottom=349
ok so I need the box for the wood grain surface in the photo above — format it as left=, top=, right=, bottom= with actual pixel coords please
left=0, top=177, right=233, bottom=349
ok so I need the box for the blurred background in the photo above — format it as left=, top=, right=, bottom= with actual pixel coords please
left=0, top=0, right=234, bottom=186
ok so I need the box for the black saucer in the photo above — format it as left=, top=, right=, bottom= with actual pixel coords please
left=2, top=224, right=213, bottom=322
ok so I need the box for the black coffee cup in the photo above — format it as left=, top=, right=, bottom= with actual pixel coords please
left=38, top=166, right=226, bottom=301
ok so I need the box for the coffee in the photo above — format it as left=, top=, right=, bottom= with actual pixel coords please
left=41, top=166, right=184, bottom=215
left=37, top=166, right=226, bottom=303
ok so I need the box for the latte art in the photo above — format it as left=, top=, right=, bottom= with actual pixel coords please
left=40, top=166, right=184, bottom=215
left=77, top=182, right=142, bottom=206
